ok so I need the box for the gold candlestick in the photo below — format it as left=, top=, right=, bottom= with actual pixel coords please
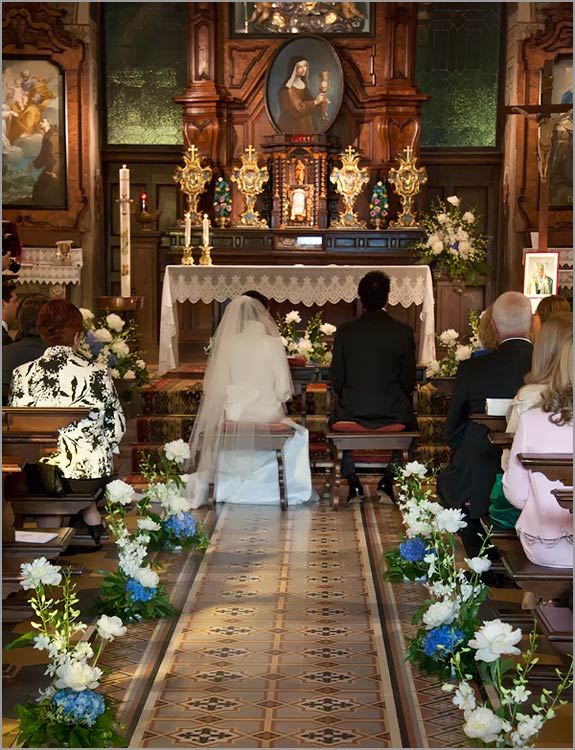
left=181, top=245, right=195, bottom=265
left=198, top=244, right=213, bottom=266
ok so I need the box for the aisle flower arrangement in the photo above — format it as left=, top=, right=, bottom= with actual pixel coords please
left=137, top=439, right=209, bottom=552
left=5, top=560, right=126, bottom=747
left=79, top=308, right=149, bottom=387
left=95, top=481, right=175, bottom=621
left=369, top=181, right=389, bottom=227
left=411, top=195, right=489, bottom=284
left=426, top=327, right=479, bottom=378
left=277, top=310, right=336, bottom=366
left=213, top=177, right=232, bottom=225
left=444, top=623, right=573, bottom=747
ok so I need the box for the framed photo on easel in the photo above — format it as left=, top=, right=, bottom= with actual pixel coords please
left=523, top=251, right=559, bottom=303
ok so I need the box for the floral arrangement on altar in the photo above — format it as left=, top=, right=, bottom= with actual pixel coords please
left=137, top=439, right=209, bottom=552
left=5, top=560, right=127, bottom=747
left=411, top=195, right=489, bottom=284
left=213, top=177, right=232, bottom=225
left=277, top=310, right=336, bottom=366
left=95, top=480, right=175, bottom=621
left=79, top=308, right=149, bottom=388
left=426, top=327, right=478, bottom=378
left=444, top=623, right=573, bottom=747
left=369, top=181, right=389, bottom=228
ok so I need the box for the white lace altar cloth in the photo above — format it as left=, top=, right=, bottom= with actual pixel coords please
left=14, top=246, right=83, bottom=285
left=159, top=264, right=436, bottom=376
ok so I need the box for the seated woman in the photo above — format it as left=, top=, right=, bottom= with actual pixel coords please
left=531, top=294, right=571, bottom=338
left=186, top=295, right=315, bottom=507
left=470, top=304, right=498, bottom=358
left=8, top=300, right=126, bottom=542
left=502, top=337, right=573, bottom=568
left=489, top=313, right=573, bottom=528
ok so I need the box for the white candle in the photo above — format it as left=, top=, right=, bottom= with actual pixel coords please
left=184, top=212, right=192, bottom=247
left=202, top=213, right=210, bottom=246
left=119, top=164, right=131, bottom=298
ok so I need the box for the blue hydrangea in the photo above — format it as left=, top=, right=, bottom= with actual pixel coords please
left=107, top=352, right=118, bottom=367
left=423, top=625, right=465, bottom=659
left=86, top=331, right=104, bottom=357
left=399, top=536, right=428, bottom=563
left=53, top=688, right=105, bottom=727
left=126, top=578, right=157, bottom=603
left=164, top=512, right=197, bottom=540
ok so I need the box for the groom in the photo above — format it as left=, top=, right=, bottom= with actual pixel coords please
left=330, top=271, right=417, bottom=501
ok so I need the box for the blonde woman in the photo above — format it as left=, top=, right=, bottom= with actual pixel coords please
left=503, top=337, right=573, bottom=568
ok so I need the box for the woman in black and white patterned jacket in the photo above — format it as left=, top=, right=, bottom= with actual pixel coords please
left=9, top=299, right=126, bottom=543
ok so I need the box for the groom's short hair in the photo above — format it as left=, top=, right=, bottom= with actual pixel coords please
left=358, top=271, right=390, bottom=312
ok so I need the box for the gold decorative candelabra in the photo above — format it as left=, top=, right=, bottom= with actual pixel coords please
left=388, top=146, right=427, bottom=228
left=181, top=245, right=194, bottom=265
left=173, top=144, right=212, bottom=225
left=230, top=145, right=269, bottom=228
left=329, top=146, right=369, bottom=228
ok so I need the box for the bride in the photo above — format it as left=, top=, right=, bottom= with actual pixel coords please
left=185, top=295, right=316, bottom=507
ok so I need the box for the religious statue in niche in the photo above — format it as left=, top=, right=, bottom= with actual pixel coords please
left=284, top=158, right=314, bottom=226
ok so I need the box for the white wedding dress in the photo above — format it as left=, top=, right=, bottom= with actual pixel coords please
left=186, top=307, right=316, bottom=508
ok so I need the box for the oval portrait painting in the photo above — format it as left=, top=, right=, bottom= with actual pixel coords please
left=265, top=36, right=343, bottom=136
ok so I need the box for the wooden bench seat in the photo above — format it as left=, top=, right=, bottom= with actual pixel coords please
left=470, top=413, right=508, bottom=432
left=551, top=488, right=573, bottom=513
left=2, top=406, right=91, bottom=463
left=517, top=453, right=573, bottom=485
left=534, top=605, right=573, bottom=643
left=499, top=540, right=572, bottom=600
left=487, top=431, right=514, bottom=449
left=3, top=527, right=75, bottom=560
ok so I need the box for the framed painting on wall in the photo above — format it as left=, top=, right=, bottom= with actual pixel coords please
left=2, top=57, right=67, bottom=209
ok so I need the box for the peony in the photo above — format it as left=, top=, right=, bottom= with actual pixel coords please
left=285, top=310, right=301, bottom=324
left=20, top=558, right=62, bottom=590
left=55, top=661, right=103, bottom=692
left=94, top=327, right=113, bottom=343
left=403, top=461, right=427, bottom=478
left=455, top=344, right=473, bottom=361
left=105, top=313, right=125, bottom=332
left=465, top=556, right=492, bottom=575
left=422, top=599, right=457, bottom=629
left=106, top=479, right=136, bottom=506
left=164, top=439, right=191, bottom=464
left=137, top=517, right=161, bottom=532
left=111, top=340, right=130, bottom=357
left=320, top=322, right=336, bottom=335
left=439, top=328, right=459, bottom=346
left=468, top=619, right=522, bottom=662
left=123, top=370, right=136, bottom=380
left=433, top=507, right=467, bottom=534
left=462, top=211, right=475, bottom=223
left=447, top=195, right=460, bottom=206
left=463, top=706, right=503, bottom=743
left=79, top=308, right=94, bottom=323
left=133, top=566, right=160, bottom=589
left=96, top=614, right=127, bottom=641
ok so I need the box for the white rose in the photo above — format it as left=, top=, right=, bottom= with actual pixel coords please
left=109, top=368, right=120, bottom=378
left=106, top=479, right=136, bottom=506
left=437, top=213, right=449, bottom=224
left=452, top=681, right=477, bottom=712
left=285, top=310, right=301, bottom=324
left=20, top=558, right=62, bottom=590
left=447, top=195, right=460, bottom=206
left=133, top=566, right=160, bottom=589
left=422, top=599, right=457, bottom=629
left=79, top=308, right=94, bottom=323
left=426, top=360, right=441, bottom=376
left=468, top=619, right=522, bottom=662
left=434, top=507, right=468, bottom=534
left=463, top=706, right=503, bottom=744
left=111, top=340, right=130, bottom=357
left=138, top=517, right=161, bottom=531
left=465, top=556, right=492, bottom=575
left=123, top=369, right=136, bottom=380
left=136, top=359, right=147, bottom=370
left=164, top=438, right=191, bottom=464
left=403, top=461, right=427, bottom=478
left=105, top=313, right=125, bottom=332
left=55, top=661, right=103, bottom=692
left=94, top=327, right=113, bottom=343
left=431, top=240, right=444, bottom=254
left=319, top=322, right=336, bottom=335
left=462, top=211, right=475, bottom=223
left=96, top=614, right=127, bottom=641
left=455, top=344, right=473, bottom=362
left=439, top=329, right=459, bottom=346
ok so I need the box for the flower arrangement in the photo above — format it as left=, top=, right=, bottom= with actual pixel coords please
left=277, top=310, right=336, bottom=366
left=369, top=181, right=389, bottom=227
left=137, top=439, right=209, bottom=552
left=412, top=195, right=489, bottom=284
left=79, top=308, right=149, bottom=388
left=444, top=623, right=573, bottom=747
left=5, top=560, right=126, bottom=747
left=426, top=328, right=478, bottom=378
left=95, top=481, right=176, bottom=621
left=213, top=177, right=232, bottom=224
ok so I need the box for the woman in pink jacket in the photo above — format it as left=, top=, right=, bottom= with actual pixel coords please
left=503, top=337, right=573, bottom=568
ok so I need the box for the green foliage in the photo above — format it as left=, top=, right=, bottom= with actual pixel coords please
left=93, top=568, right=176, bottom=621
left=382, top=546, right=427, bottom=582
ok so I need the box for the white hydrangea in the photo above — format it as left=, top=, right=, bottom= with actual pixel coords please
left=20, top=558, right=62, bottom=590
left=105, top=313, right=125, bottom=332
left=94, top=327, right=113, bottom=343
left=439, top=329, right=459, bottom=346
left=431, top=240, right=444, bottom=255
left=164, top=439, right=191, bottom=464
left=111, top=340, right=130, bottom=357
left=285, top=310, right=301, bottom=324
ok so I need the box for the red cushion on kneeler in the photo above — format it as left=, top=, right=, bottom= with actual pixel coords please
left=352, top=451, right=393, bottom=463
left=331, top=421, right=405, bottom=433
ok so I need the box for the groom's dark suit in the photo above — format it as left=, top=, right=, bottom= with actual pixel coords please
left=330, top=309, right=416, bottom=428
left=437, top=338, right=533, bottom=520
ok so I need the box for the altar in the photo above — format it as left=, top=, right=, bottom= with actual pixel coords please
left=158, top=264, right=436, bottom=376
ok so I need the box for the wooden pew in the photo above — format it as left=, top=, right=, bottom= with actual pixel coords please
left=517, top=453, right=573, bottom=485
left=2, top=406, right=91, bottom=463
left=552, top=488, right=573, bottom=513
left=470, top=413, right=508, bottom=432
left=487, top=431, right=514, bottom=449
left=498, top=540, right=572, bottom=601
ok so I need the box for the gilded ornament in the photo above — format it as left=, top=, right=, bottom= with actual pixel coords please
left=388, top=146, right=427, bottom=228
left=173, top=144, right=213, bottom=225
left=230, top=146, right=269, bottom=228
left=329, top=145, right=369, bottom=228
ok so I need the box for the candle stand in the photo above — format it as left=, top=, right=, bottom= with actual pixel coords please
left=181, top=246, right=195, bottom=266
left=198, top=245, right=213, bottom=266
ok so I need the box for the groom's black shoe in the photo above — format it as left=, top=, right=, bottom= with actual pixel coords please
left=347, top=474, right=364, bottom=503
